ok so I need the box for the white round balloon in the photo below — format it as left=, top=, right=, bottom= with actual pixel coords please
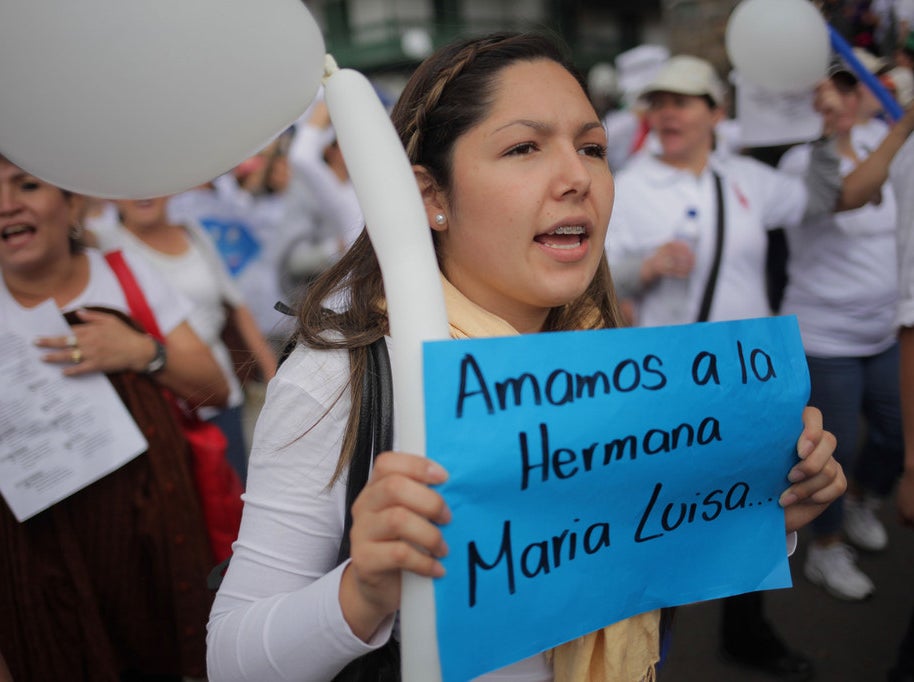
left=726, top=0, right=830, bottom=93
left=0, top=0, right=325, bottom=198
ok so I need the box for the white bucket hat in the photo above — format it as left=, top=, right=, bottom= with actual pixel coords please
left=641, top=55, right=726, bottom=106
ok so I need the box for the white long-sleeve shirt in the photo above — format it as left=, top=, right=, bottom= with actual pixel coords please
left=206, top=341, right=552, bottom=681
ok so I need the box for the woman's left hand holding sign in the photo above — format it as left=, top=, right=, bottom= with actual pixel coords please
left=780, top=406, right=845, bottom=533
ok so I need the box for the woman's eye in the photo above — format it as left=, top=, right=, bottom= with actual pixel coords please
left=506, top=142, right=537, bottom=156
left=579, top=144, right=607, bottom=160
left=20, top=181, right=41, bottom=191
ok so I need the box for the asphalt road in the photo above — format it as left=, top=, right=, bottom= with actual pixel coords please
left=659, top=495, right=914, bottom=682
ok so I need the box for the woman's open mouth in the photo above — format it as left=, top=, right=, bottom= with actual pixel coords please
left=1, top=224, right=36, bottom=242
left=535, top=225, right=587, bottom=250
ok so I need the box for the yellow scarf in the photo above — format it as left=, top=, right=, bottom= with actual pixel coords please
left=440, top=276, right=660, bottom=682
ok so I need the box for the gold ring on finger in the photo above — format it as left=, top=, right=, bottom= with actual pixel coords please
left=71, top=348, right=83, bottom=364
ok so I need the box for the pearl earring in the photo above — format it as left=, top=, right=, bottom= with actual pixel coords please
left=434, top=213, right=446, bottom=226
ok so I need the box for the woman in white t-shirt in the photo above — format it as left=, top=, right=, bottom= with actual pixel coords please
left=93, top=196, right=278, bottom=483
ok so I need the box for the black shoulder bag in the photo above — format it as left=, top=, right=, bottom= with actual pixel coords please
left=332, top=336, right=401, bottom=682
left=658, top=172, right=726, bottom=653
left=696, top=171, right=726, bottom=323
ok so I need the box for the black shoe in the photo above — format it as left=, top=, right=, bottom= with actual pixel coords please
left=721, top=632, right=815, bottom=681
left=888, top=668, right=914, bottom=682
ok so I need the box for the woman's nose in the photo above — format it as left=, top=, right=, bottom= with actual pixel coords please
left=0, top=187, right=19, bottom=215
left=556, top=149, right=592, bottom=198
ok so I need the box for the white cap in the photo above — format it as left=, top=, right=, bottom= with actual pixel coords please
left=851, top=47, right=889, bottom=75
left=641, top=55, right=726, bottom=106
left=884, top=66, right=914, bottom=106
left=615, top=44, right=671, bottom=106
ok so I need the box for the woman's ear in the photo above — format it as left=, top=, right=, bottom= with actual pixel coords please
left=413, top=165, right=448, bottom=232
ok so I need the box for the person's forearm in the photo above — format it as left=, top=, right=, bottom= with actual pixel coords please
left=157, top=324, right=230, bottom=408
left=339, top=563, right=395, bottom=643
left=803, top=136, right=842, bottom=219
left=156, top=347, right=229, bottom=407
left=839, top=108, right=914, bottom=210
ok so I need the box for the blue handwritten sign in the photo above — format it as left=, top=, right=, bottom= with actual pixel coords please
left=423, top=316, right=809, bottom=682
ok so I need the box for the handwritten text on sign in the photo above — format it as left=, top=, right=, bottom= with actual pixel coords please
left=423, top=317, right=810, bottom=682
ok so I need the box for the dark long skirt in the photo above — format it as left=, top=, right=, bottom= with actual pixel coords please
left=0, top=364, right=215, bottom=681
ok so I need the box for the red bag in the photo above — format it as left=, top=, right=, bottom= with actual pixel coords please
left=180, top=412, right=242, bottom=562
left=105, top=250, right=242, bottom=563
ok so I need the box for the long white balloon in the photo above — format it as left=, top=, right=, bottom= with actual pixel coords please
left=323, top=59, right=449, bottom=682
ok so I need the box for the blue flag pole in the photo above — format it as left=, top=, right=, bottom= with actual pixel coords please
left=828, top=24, right=903, bottom=122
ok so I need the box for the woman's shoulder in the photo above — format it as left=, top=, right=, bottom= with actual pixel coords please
left=84, top=247, right=129, bottom=292
left=89, top=247, right=194, bottom=331
left=92, top=247, right=178, bottom=297
left=272, top=341, right=352, bottom=406
left=251, top=341, right=353, bottom=464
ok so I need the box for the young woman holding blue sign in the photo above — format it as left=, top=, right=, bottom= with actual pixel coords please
left=206, top=33, right=846, bottom=682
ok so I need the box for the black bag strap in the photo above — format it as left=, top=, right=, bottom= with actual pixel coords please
left=332, top=337, right=399, bottom=682
left=207, top=335, right=393, bottom=590
left=336, top=337, right=394, bottom=564
left=696, top=171, right=726, bottom=323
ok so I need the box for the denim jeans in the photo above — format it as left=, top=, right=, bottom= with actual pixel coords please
left=207, top=404, right=248, bottom=486
left=805, top=344, right=904, bottom=537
